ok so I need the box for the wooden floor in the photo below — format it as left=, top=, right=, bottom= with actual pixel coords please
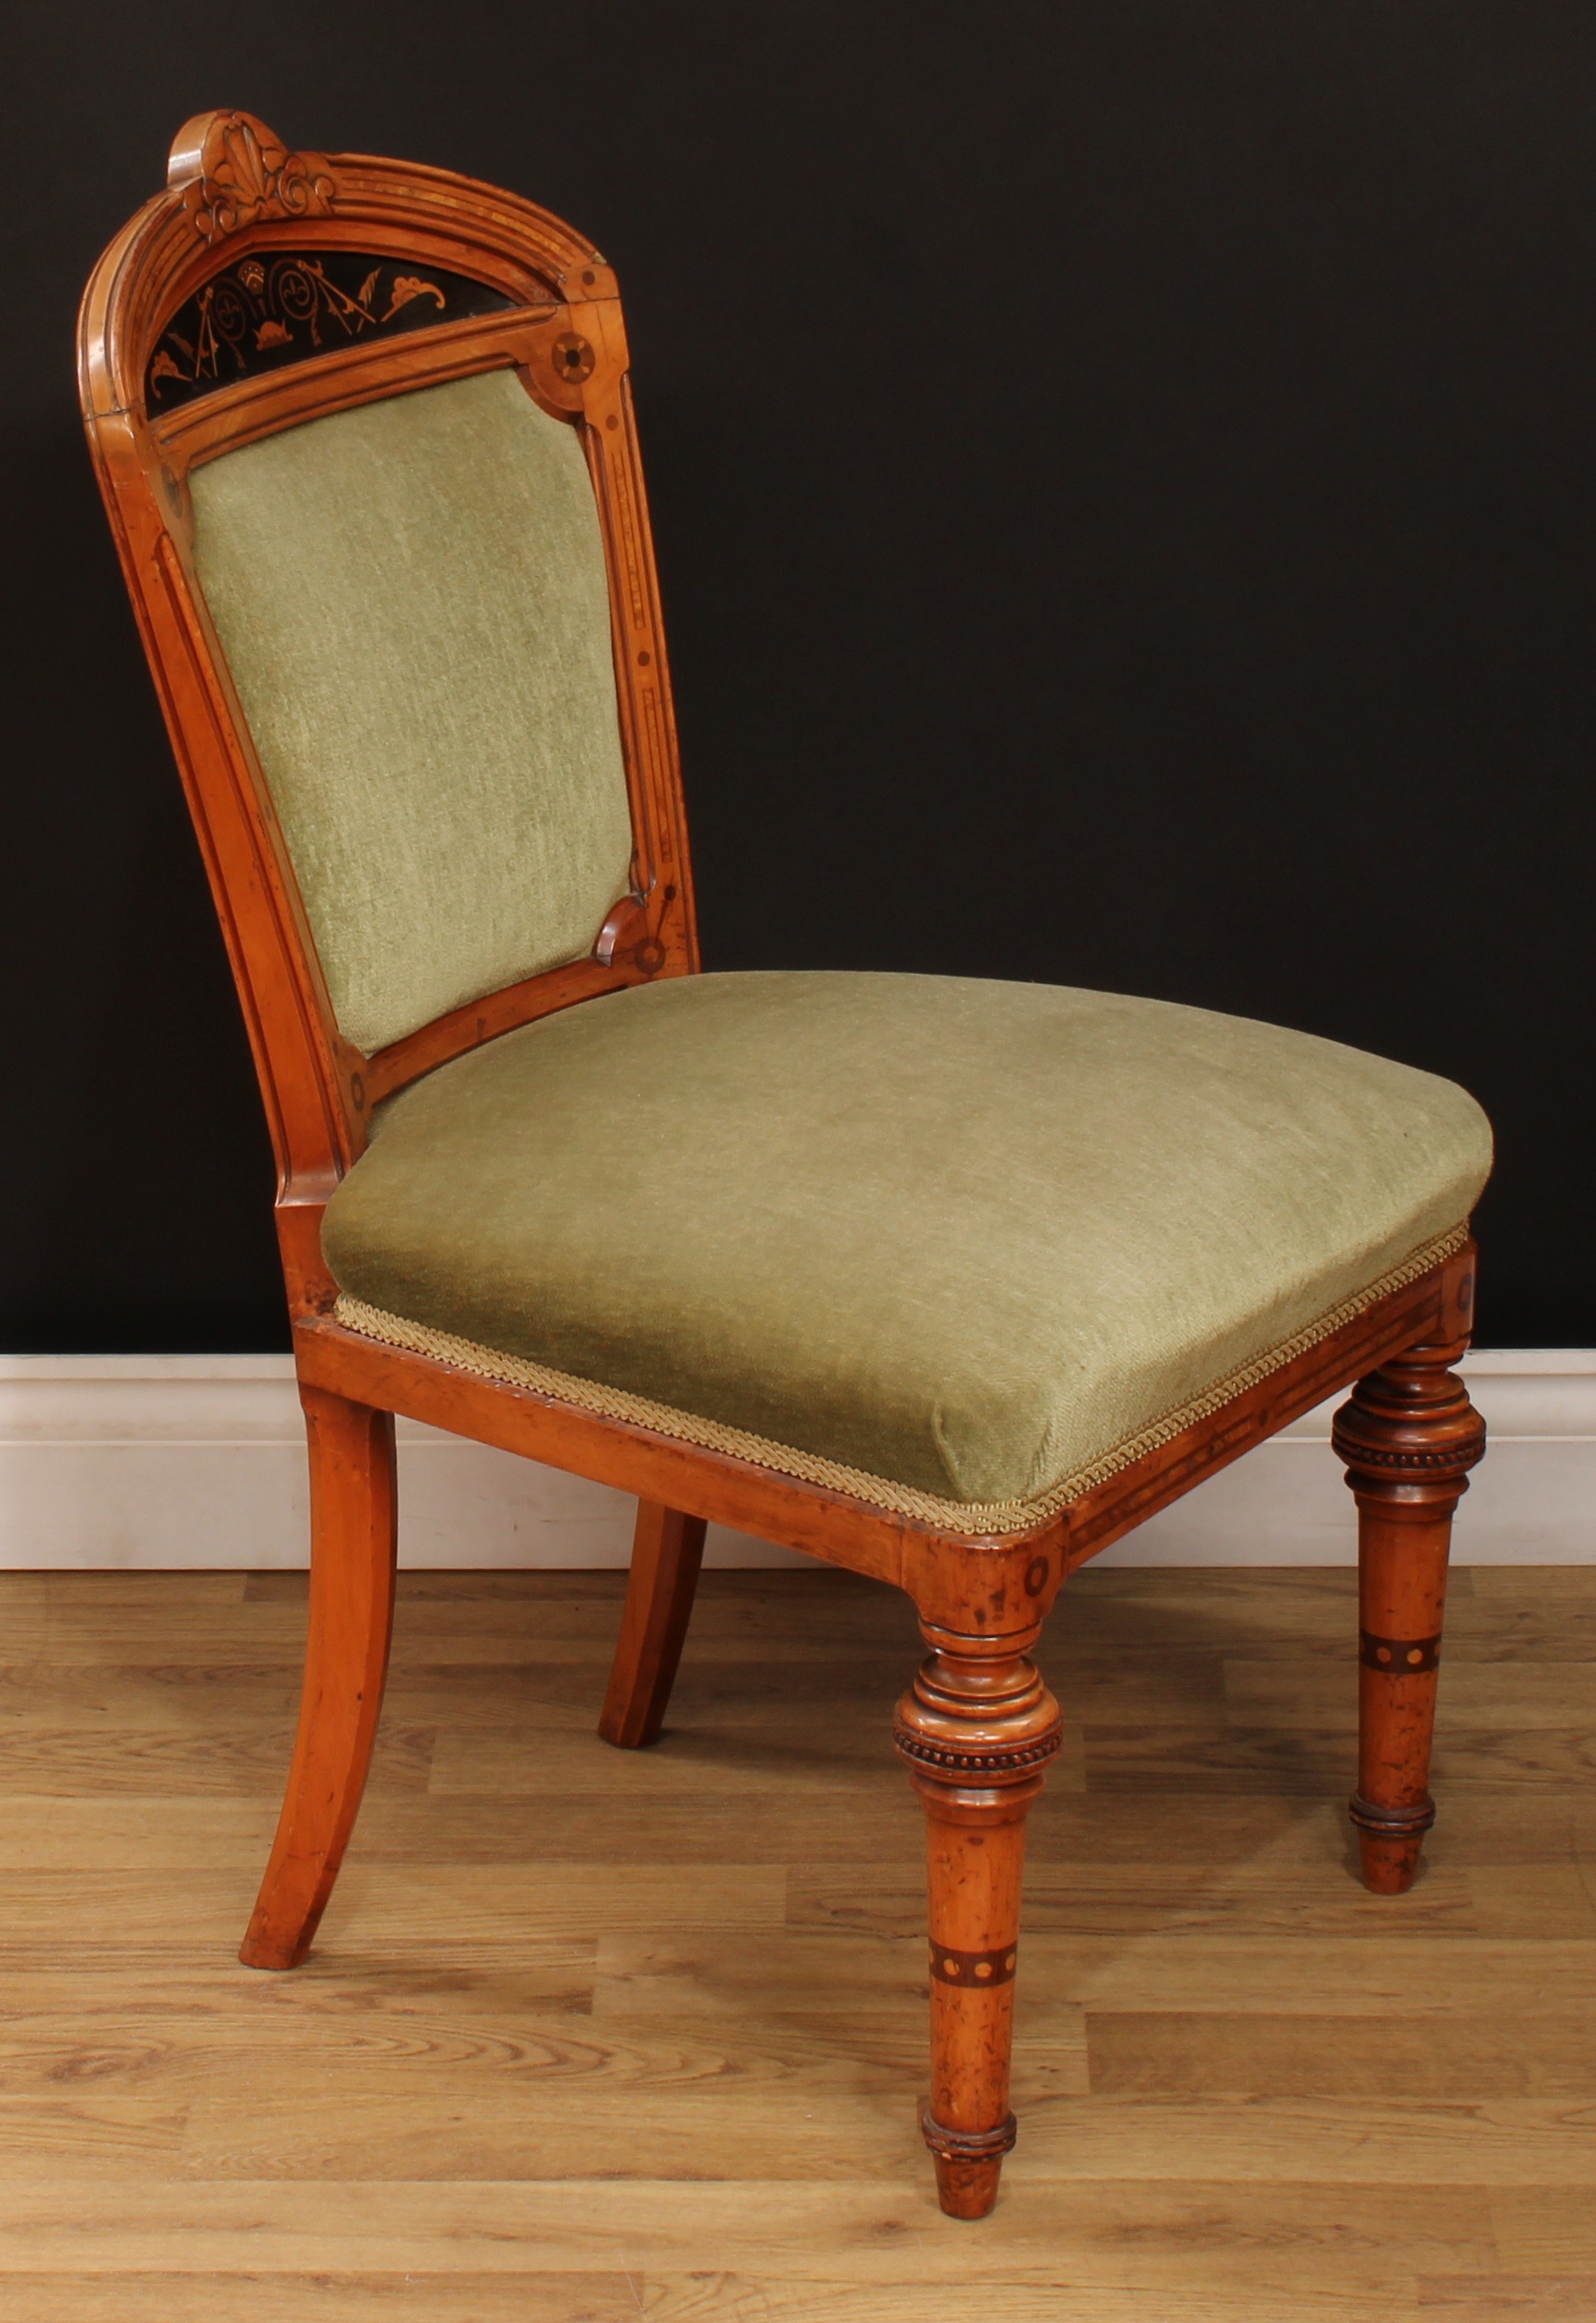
left=0, top=1562, right=1593, bottom=2319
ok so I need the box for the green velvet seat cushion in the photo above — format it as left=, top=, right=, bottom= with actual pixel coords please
left=189, top=368, right=635, bottom=1057
left=322, top=972, right=1492, bottom=1520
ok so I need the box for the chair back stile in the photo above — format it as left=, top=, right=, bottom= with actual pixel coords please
left=77, top=110, right=698, bottom=1316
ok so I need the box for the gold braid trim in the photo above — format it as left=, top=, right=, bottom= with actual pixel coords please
left=332, top=1221, right=1469, bottom=1536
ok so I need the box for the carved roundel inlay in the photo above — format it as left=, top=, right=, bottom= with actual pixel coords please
left=553, top=331, right=596, bottom=383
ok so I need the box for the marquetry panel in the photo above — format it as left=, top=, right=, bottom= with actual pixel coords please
left=146, top=251, right=514, bottom=410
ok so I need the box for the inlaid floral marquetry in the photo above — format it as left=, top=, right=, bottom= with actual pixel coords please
left=146, top=251, right=516, bottom=411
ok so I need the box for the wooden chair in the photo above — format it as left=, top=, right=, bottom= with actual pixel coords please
left=80, top=113, right=1492, bottom=2218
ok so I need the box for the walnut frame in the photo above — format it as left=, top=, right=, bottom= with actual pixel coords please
left=79, top=112, right=1486, bottom=2220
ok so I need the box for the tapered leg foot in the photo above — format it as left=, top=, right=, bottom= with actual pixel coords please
left=1332, top=1261, right=1484, bottom=1900
left=1351, top=1805, right=1433, bottom=1895
left=240, top=1387, right=397, bottom=1970
left=895, top=1627, right=1062, bottom=2218
left=923, top=2104, right=1015, bottom=2219
left=599, top=1502, right=707, bottom=1748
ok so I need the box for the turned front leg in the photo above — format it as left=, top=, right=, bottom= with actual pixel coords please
left=1332, top=1329, right=1485, bottom=1894
left=894, top=1630, right=1062, bottom=2219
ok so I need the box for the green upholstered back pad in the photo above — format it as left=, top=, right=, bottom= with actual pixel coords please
left=188, top=368, right=636, bottom=1056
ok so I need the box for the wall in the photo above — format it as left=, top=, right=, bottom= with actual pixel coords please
left=5, top=2, right=1593, bottom=1355
left=1, top=1354, right=1590, bottom=1569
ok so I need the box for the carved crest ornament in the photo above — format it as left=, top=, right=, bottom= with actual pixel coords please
left=150, top=115, right=514, bottom=410
left=175, top=112, right=336, bottom=241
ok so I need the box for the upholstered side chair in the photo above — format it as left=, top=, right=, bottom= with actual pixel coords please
left=80, top=113, right=1492, bottom=2219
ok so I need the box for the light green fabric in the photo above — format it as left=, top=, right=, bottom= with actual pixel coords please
left=321, top=972, right=1492, bottom=1506
left=189, top=369, right=635, bottom=1056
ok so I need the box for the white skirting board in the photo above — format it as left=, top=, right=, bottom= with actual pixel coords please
left=0, top=1350, right=1589, bottom=1571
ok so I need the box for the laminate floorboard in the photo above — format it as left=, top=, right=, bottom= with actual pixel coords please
left=0, top=1562, right=1589, bottom=2319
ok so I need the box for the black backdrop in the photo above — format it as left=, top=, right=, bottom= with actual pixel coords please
left=5, top=2, right=1591, bottom=1350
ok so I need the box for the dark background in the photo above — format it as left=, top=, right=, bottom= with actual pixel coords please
left=5, top=2, right=1591, bottom=1350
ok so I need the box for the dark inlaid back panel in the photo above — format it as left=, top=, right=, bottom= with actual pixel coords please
left=146, top=250, right=521, bottom=412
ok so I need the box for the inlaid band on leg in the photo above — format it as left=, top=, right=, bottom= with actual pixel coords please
left=1349, top=1790, right=1436, bottom=1841
left=918, top=2103, right=1018, bottom=2163
left=928, top=1941, right=1018, bottom=1988
left=1359, top=1630, right=1442, bottom=1674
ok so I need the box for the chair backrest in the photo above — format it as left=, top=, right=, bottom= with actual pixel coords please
left=79, top=112, right=697, bottom=1312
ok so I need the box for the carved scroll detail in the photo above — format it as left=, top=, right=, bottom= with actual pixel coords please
left=173, top=112, right=335, bottom=242
left=594, top=894, right=667, bottom=977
